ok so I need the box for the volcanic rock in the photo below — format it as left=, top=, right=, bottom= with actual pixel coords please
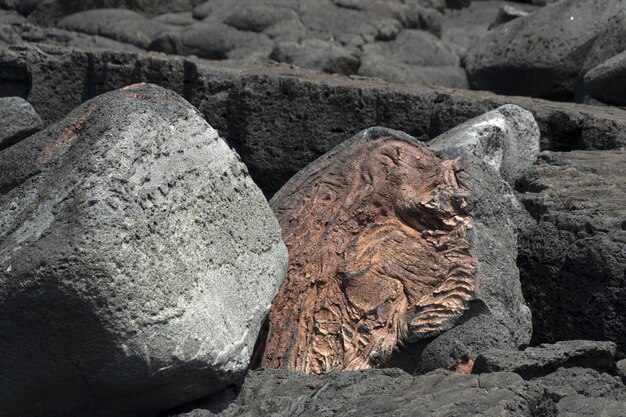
left=488, top=5, right=528, bottom=30
left=270, top=39, right=360, bottom=75
left=3, top=44, right=626, bottom=197
left=556, top=395, right=626, bottom=417
left=258, top=126, right=531, bottom=374
left=579, top=10, right=626, bottom=77
left=617, top=359, right=626, bottom=382
left=0, top=96, right=43, bottom=149
left=357, top=55, right=468, bottom=88
left=152, top=12, right=198, bottom=27
left=465, top=0, right=624, bottom=100
left=0, top=18, right=144, bottom=51
left=428, top=104, right=540, bottom=184
left=517, top=149, right=626, bottom=357
left=29, top=0, right=206, bottom=25
left=57, top=8, right=175, bottom=49
left=472, top=340, right=617, bottom=379
left=584, top=51, right=626, bottom=106
left=167, top=366, right=626, bottom=417
left=150, top=22, right=273, bottom=61
left=0, top=83, right=288, bottom=417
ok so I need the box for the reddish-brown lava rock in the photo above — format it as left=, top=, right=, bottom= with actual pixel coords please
left=260, top=128, right=478, bottom=374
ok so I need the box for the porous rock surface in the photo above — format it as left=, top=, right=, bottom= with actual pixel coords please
left=0, top=96, right=43, bottom=149
left=428, top=104, right=540, bottom=184
left=259, top=126, right=531, bottom=374
left=517, top=149, right=626, bottom=358
left=465, top=0, right=625, bottom=100
left=473, top=340, right=618, bottom=379
left=3, top=44, right=626, bottom=197
left=0, top=83, right=288, bottom=417
left=167, top=365, right=626, bottom=417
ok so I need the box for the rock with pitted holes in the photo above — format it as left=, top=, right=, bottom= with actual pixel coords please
left=257, top=126, right=531, bottom=374
left=0, top=83, right=288, bottom=417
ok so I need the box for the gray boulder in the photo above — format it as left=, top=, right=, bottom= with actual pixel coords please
left=534, top=367, right=626, bottom=399
left=29, top=0, right=206, bottom=25
left=150, top=22, right=273, bottom=61
left=465, top=0, right=624, bottom=100
left=0, top=19, right=145, bottom=52
left=167, top=366, right=626, bottom=417
left=579, top=11, right=626, bottom=77
left=0, top=83, right=288, bottom=417
left=617, top=359, right=626, bottom=382
left=357, top=54, right=468, bottom=88
left=57, top=8, right=176, bottom=49
left=473, top=341, right=617, bottom=379
left=517, top=150, right=626, bottom=358
left=556, top=395, right=626, bottom=417
left=488, top=5, right=528, bottom=30
left=270, top=38, right=360, bottom=75
left=152, top=12, right=198, bottom=27
left=362, top=29, right=460, bottom=67
left=584, top=51, right=626, bottom=106
left=428, top=104, right=540, bottom=185
left=0, top=96, right=43, bottom=149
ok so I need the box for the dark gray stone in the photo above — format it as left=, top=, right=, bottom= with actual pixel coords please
left=465, top=0, right=624, bottom=100
left=152, top=12, right=198, bottom=27
left=428, top=104, right=540, bottom=184
left=617, top=359, right=626, bottom=382
left=357, top=55, right=468, bottom=88
left=0, top=83, right=288, bottom=417
left=0, top=19, right=144, bottom=51
left=57, top=8, right=176, bottom=49
left=473, top=341, right=617, bottom=379
left=2, top=44, right=626, bottom=197
left=270, top=39, right=359, bottom=75
left=441, top=1, right=537, bottom=56
left=584, top=51, right=626, bottom=106
left=29, top=0, right=206, bottom=25
left=150, top=22, right=273, bottom=61
left=0, top=96, right=42, bottom=149
left=533, top=367, right=626, bottom=400
left=488, top=5, right=528, bottom=30
left=517, top=150, right=626, bottom=358
left=579, top=10, right=626, bottom=77
left=0, top=0, right=44, bottom=15
left=166, top=366, right=626, bottom=417
left=556, top=395, right=626, bottom=417
left=362, top=29, right=460, bottom=67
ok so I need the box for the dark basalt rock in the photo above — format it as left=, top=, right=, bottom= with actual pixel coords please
left=472, top=340, right=617, bottom=379
left=517, top=149, right=626, bottom=358
left=2, top=44, right=626, bottom=198
left=0, top=96, right=43, bottom=150
left=584, top=51, right=626, bottom=106
left=165, top=365, right=626, bottom=417
left=465, top=0, right=624, bottom=100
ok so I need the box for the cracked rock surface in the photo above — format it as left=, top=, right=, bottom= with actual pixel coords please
left=0, top=83, right=288, bottom=417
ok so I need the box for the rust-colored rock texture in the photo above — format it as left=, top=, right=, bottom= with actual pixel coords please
left=260, top=127, right=484, bottom=374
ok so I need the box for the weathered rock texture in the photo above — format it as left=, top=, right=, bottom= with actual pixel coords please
left=167, top=366, right=626, bottom=417
left=517, top=150, right=626, bottom=358
left=473, top=340, right=618, bottom=379
left=0, top=96, right=43, bottom=149
left=584, top=50, right=626, bottom=106
left=428, top=104, right=540, bottom=184
left=465, top=0, right=625, bottom=100
left=2, top=44, right=626, bottom=196
left=0, top=83, right=288, bottom=417
left=259, top=127, right=531, bottom=374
